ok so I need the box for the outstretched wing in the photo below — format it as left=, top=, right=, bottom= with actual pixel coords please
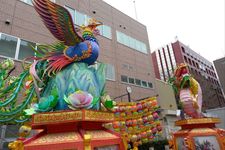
left=33, top=0, right=83, bottom=46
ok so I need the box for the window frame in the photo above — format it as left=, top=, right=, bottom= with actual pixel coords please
left=128, top=77, right=135, bottom=84
left=120, top=74, right=154, bottom=89
left=121, top=75, right=128, bottom=83
left=0, top=33, right=19, bottom=59
left=20, top=0, right=56, bottom=6
left=116, top=30, right=148, bottom=54
left=105, top=63, right=116, bottom=81
left=0, top=32, right=36, bottom=62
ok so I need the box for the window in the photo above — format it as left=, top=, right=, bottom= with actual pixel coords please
left=18, top=40, right=35, bottom=60
left=102, top=25, right=111, bottom=39
left=181, top=46, right=185, bottom=53
left=188, top=58, right=192, bottom=65
left=116, top=31, right=125, bottom=44
left=98, top=25, right=112, bottom=39
left=135, top=79, right=141, bottom=86
left=128, top=65, right=133, bottom=70
left=116, top=31, right=147, bottom=54
left=0, top=34, right=17, bottom=58
left=97, top=26, right=103, bottom=36
left=128, top=77, right=135, bottom=84
left=121, top=75, right=153, bottom=89
left=21, top=0, right=33, bottom=5
left=192, top=60, right=195, bottom=67
left=124, top=35, right=130, bottom=47
left=75, top=11, right=86, bottom=26
left=135, top=40, right=141, bottom=51
left=66, top=6, right=112, bottom=39
left=148, top=82, right=153, bottom=88
left=121, top=75, right=128, bottom=83
left=0, top=32, right=37, bottom=61
left=105, top=64, right=115, bottom=81
left=129, top=37, right=136, bottom=49
left=20, top=0, right=55, bottom=5
left=196, top=63, right=199, bottom=69
left=65, top=6, right=87, bottom=26
left=141, top=81, right=147, bottom=87
left=140, top=42, right=147, bottom=53
left=184, top=56, right=187, bottom=62
left=65, top=6, right=75, bottom=22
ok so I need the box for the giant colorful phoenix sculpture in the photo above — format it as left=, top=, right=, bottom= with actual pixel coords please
left=0, top=0, right=111, bottom=124
left=168, top=63, right=203, bottom=118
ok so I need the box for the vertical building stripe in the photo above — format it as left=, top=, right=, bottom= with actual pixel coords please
left=164, top=46, right=173, bottom=78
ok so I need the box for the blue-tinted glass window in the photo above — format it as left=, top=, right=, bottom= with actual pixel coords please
left=102, top=25, right=112, bottom=39
left=129, top=37, right=136, bottom=49
left=97, top=26, right=103, bottom=36
left=24, top=0, right=32, bottom=5
left=75, top=11, right=85, bottom=26
left=116, top=31, right=124, bottom=44
left=20, top=0, right=55, bottom=5
left=124, top=35, right=130, bottom=47
left=135, top=40, right=141, bottom=52
left=116, top=31, right=148, bottom=54
left=142, top=43, right=147, bottom=53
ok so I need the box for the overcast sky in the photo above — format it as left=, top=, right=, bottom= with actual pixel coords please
left=103, top=0, right=225, bottom=62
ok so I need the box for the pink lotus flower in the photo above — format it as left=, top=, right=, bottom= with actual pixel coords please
left=64, top=90, right=93, bottom=110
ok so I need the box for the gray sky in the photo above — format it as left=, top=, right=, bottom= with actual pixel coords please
left=103, top=0, right=225, bottom=62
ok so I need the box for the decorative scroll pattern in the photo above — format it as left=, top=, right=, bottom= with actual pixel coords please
left=33, top=111, right=82, bottom=125
left=86, top=130, right=117, bottom=139
left=32, top=110, right=114, bottom=125
left=175, top=118, right=221, bottom=126
left=28, top=132, right=80, bottom=145
left=84, top=110, right=114, bottom=122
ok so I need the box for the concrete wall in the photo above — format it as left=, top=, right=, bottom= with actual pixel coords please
left=155, top=79, right=177, bottom=110
left=155, top=79, right=179, bottom=139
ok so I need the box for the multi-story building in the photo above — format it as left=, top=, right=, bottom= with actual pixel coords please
left=151, top=40, right=225, bottom=110
left=0, top=0, right=157, bottom=101
left=214, top=57, right=225, bottom=98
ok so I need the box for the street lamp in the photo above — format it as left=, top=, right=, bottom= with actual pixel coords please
left=126, top=86, right=132, bottom=102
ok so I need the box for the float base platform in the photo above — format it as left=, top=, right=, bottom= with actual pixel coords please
left=23, top=110, right=125, bottom=150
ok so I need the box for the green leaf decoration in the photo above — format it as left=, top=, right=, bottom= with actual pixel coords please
left=180, top=75, right=190, bottom=89
left=91, top=97, right=99, bottom=105
left=64, top=95, right=71, bottom=104
left=24, top=108, right=36, bottom=116
left=105, top=100, right=113, bottom=109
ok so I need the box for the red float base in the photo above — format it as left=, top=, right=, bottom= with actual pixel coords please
left=170, top=118, right=225, bottom=150
left=23, top=110, right=125, bottom=150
